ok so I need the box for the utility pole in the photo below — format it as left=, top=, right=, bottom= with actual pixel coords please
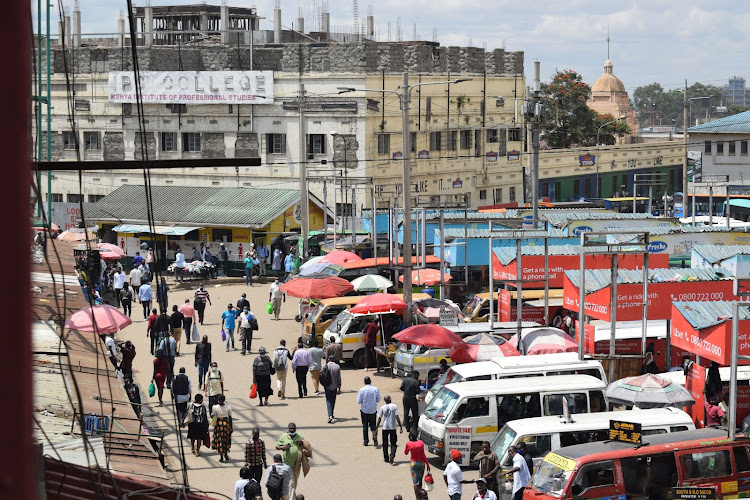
left=298, top=82, right=309, bottom=260
left=683, top=79, right=688, bottom=213
left=401, top=72, right=414, bottom=325
left=523, top=61, right=543, bottom=228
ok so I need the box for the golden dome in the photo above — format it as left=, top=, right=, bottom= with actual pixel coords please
left=592, top=59, right=626, bottom=93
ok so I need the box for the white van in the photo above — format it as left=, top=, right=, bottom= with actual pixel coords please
left=424, top=352, right=607, bottom=404
left=393, top=322, right=542, bottom=382
left=418, top=374, right=607, bottom=463
left=490, top=408, right=695, bottom=473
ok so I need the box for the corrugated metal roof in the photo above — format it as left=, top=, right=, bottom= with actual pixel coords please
left=564, top=267, right=733, bottom=294
left=688, top=110, right=750, bottom=133
left=441, top=227, right=568, bottom=239
left=692, top=244, right=750, bottom=263
left=672, top=301, right=750, bottom=330
left=607, top=225, right=738, bottom=243
left=494, top=244, right=587, bottom=265
left=543, top=212, right=656, bottom=228
left=86, top=185, right=300, bottom=228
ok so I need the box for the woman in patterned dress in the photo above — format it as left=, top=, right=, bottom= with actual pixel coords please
left=211, top=393, right=233, bottom=462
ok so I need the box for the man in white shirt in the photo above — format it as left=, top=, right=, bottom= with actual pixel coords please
left=376, top=395, right=403, bottom=464
left=505, top=445, right=531, bottom=500
left=104, top=333, right=118, bottom=371
left=268, top=279, right=285, bottom=320
left=471, top=478, right=498, bottom=500
left=129, top=266, right=143, bottom=297
left=444, top=449, right=473, bottom=500
left=174, top=247, right=185, bottom=283
left=239, top=306, right=255, bottom=355
left=356, top=376, right=381, bottom=446
left=112, top=268, right=126, bottom=307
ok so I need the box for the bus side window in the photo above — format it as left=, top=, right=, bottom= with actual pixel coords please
left=571, top=460, right=615, bottom=497
left=681, top=450, right=733, bottom=479
left=734, top=446, right=750, bottom=473
left=670, top=426, right=689, bottom=433
left=590, top=391, right=605, bottom=413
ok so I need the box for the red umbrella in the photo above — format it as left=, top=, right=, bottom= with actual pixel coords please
left=64, top=304, right=133, bottom=334
left=319, top=250, right=362, bottom=265
left=349, top=293, right=407, bottom=314
left=393, top=324, right=465, bottom=349
left=279, top=276, right=354, bottom=299
left=514, top=327, right=577, bottom=355
left=399, top=269, right=453, bottom=286
left=97, top=242, right=126, bottom=261
left=449, top=333, right=520, bottom=362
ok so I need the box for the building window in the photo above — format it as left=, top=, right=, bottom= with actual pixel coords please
left=612, top=176, right=618, bottom=196
left=377, top=134, right=390, bottom=155
left=430, top=131, right=442, bottom=151
left=729, top=141, right=736, bottom=155
left=83, top=132, right=100, bottom=151
left=267, top=133, right=287, bottom=154
left=67, top=194, right=82, bottom=203
left=460, top=130, right=473, bottom=149
left=447, top=131, right=457, bottom=151
left=410, top=132, right=417, bottom=153
left=47, top=193, right=63, bottom=202
left=742, top=140, right=748, bottom=155
left=574, top=179, right=580, bottom=197
left=717, top=142, right=724, bottom=155
left=508, top=128, right=522, bottom=142
left=336, top=202, right=353, bottom=217
left=486, top=129, right=498, bottom=143
left=479, top=189, right=487, bottom=200
left=474, top=130, right=482, bottom=157
left=183, top=133, right=201, bottom=152
left=167, top=103, right=187, bottom=114
left=307, top=134, right=326, bottom=155
left=88, top=194, right=104, bottom=203
left=161, top=132, right=177, bottom=152
left=705, top=140, right=712, bottom=154
left=509, top=186, right=516, bottom=203
left=62, top=131, right=77, bottom=150
left=493, top=188, right=502, bottom=204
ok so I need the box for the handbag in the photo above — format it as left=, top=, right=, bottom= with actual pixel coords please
left=203, top=433, right=210, bottom=448
left=249, top=384, right=258, bottom=399
left=191, top=323, right=200, bottom=342
left=210, top=414, right=218, bottom=427
left=148, top=381, right=156, bottom=397
left=221, top=330, right=226, bottom=342
left=184, top=406, right=194, bottom=424
left=266, top=301, right=274, bottom=314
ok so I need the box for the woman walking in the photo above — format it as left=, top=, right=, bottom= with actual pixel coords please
left=152, top=348, right=168, bottom=406
left=404, top=430, right=430, bottom=500
left=157, top=277, right=170, bottom=311
left=211, top=394, right=233, bottom=462
left=184, top=394, right=209, bottom=457
left=252, top=347, right=274, bottom=406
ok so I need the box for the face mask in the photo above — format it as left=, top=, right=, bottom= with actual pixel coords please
left=211, top=367, right=218, bottom=372
left=288, top=431, right=296, bottom=437
left=244, top=309, right=249, bottom=314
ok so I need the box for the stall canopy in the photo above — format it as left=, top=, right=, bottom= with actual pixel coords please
left=113, top=224, right=201, bottom=236
left=563, top=267, right=736, bottom=322
left=492, top=245, right=669, bottom=289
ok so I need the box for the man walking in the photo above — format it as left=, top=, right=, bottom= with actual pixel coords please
left=237, top=292, right=250, bottom=311
left=179, top=298, right=195, bottom=345
left=174, top=246, right=185, bottom=283
left=172, top=367, right=192, bottom=423
left=376, top=395, right=404, bottom=464
left=239, top=305, right=256, bottom=355
left=194, top=335, right=212, bottom=386
left=264, top=454, right=292, bottom=500
left=159, top=331, right=177, bottom=390
left=444, top=449, right=473, bottom=500
left=244, top=252, right=255, bottom=286
left=357, top=376, right=381, bottom=446
left=276, top=423, right=307, bottom=500
left=291, top=342, right=311, bottom=398
left=321, top=355, right=341, bottom=423
left=363, top=319, right=380, bottom=370
left=119, top=340, right=136, bottom=379
left=194, top=285, right=211, bottom=325
left=132, top=251, right=144, bottom=268
left=272, top=245, right=284, bottom=278
left=112, top=267, right=126, bottom=307
left=504, top=445, right=531, bottom=500
left=219, top=243, right=229, bottom=277
left=472, top=441, right=501, bottom=497
left=257, top=244, right=269, bottom=277
left=154, top=309, right=171, bottom=351
left=170, top=304, right=185, bottom=355
left=308, top=340, right=324, bottom=394
left=129, top=265, right=143, bottom=296
left=400, top=370, right=421, bottom=432
left=273, top=340, right=292, bottom=399
left=146, top=308, right=159, bottom=355
left=269, top=278, right=285, bottom=320
left=221, top=303, right=239, bottom=352
left=244, top=428, right=267, bottom=483
left=204, top=361, right=224, bottom=409
left=104, top=332, right=119, bottom=370
left=325, top=336, right=343, bottom=364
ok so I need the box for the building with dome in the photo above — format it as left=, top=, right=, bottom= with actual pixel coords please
left=587, top=59, right=638, bottom=143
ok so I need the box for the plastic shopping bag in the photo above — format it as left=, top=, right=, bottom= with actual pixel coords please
left=221, top=330, right=226, bottom=342
left=148, top=382, right=156, bottom=398
left=249, top=384, right=258, bottom=399
left=266, top=301, right=274, bottom=314
left=192, top=323, right=200, bottom=342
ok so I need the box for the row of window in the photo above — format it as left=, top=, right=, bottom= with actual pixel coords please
left=478, top=187, right=517, bottom=204
left=377, top=128, right=521, bottom=155
left=46, top=193, right=104, bottom=203
left=704, top=139, right=749, bottom=155
left=62, top=131, right=203, bottom=153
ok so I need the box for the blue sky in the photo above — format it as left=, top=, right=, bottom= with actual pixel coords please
left=44, top=0, right=750, bottom=98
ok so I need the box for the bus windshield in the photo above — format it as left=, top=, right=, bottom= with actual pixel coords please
left=423, top=388, right=460, bottom=424
left=329, top=310, right=352, bottom=333
left=529, top=454, right=576, bottom=497
left=428, top=369, right=464, bottom=397
left=490, top=424, right=517, bottom=461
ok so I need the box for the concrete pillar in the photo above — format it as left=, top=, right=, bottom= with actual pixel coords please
left=297, top=17, right=304, bottom=34
left=58, top=20, right=64, bottom=47
left=367, top=15, right=374, bottom=38
left=274, top=7, right=282, bottom=43
left=220, top=4, right=229, bottom=44
left=144, top=6, right=153, bottom=47
left=118, top=14, right=125, bottom=48
left=64, top=14, right=71, bottom=48
left=73, top=8, right=81, bottom=48
left=321, top=12, right=330, bottom=36
left=200, top=13, right=207, bottom=36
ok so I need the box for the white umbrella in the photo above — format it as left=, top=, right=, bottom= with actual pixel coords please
left=299, top=256, right=329, bottom=276
left=351, top=274, right=393, bottom=292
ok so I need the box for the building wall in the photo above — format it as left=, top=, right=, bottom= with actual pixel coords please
left=689, top=132, right=750, bottom=183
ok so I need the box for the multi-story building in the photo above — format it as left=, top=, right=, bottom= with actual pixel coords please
left=723, top=77, right=750, bottom=108
left=34, top=3, right=526, bottom=229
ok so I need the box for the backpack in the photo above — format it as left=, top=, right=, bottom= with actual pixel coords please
left=319, top=365, right=332, bottom=387
left=192, top=404, right=206, bottom=424
left=266, top=465, right=283, bottom=498
left=273, top=349, right=287, bottom=371
left=244, top=478, right=262, bottom=499
left=249, top=317, right=259, bottom=331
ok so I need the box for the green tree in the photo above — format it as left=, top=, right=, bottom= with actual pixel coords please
left=728, top=104, right=750, bottom=115
left=540, top=69, right=599, bottom=149
left=632, top=82, right=723, bottom=127
left=594, top=112, right=632, bottom=145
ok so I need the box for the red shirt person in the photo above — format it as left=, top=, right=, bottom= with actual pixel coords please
left=363, top=320, right=380, bottom=370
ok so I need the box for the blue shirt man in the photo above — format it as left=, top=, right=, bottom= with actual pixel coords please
left=356, top=376, right=381, bottom=446
left=221, top=304, right=239, bottom=351
left=132, top=252, right=144, bottom=267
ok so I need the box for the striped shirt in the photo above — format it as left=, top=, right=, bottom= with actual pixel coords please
left=194, top=289, right=210, bottom=303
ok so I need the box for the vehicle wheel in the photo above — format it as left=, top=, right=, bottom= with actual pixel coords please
left=294, top=315, right=301, bottom=322
left=353, top=349, right=366, bottom=369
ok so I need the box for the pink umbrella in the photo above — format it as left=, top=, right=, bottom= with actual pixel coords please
left=513, top=327, right=577, bottom=355
left=319, top=250, right=362, bottom=265
left=449, top=333, right=520, bottom=363
left=399, top=269, right=453, bottom=286
left=349, top=293, right=407, bottom=314
left=64, top=304, right=133, bottom=334
left=97, top=242, right=126, bottom=261
left=279, top=276, right=354, bottom=299
left=58, top=229, right=96, bottom=242
left=393, top=324, right=465, bottom=349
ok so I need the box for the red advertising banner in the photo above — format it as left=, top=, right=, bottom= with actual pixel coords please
left=493, top=252, right=669, bottom=289
left=563, top=274, right=737, bottom=322
left=575, top=320, right=596, bottom=354
left=737, top=386, right=750, bottom=424
left=670, top=304, right=750, bottom=366
left=685, top=363, right=706, bottom=428
left=499, top=289, right=512, bottom=322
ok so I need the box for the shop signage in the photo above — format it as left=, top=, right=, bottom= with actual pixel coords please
left=108, top=70, right=274, bottom=104
left=439, top=306, right=459, bottom=326
left=672, top=488, right=715, bottom=500
left=507, top=150, right=520, bottom=161
left=608, top=420, right=642, bottom=444
left=418, top=150, right=430, bottom=159
left=393, top=151, right=403, bottom=159
left=579, top=153, right=596, bottom=166
left=453, top=180, right=463, bottom=188
left=445, top=427, right=472, bottom=466
left=485, top=151, right=498, bottom=162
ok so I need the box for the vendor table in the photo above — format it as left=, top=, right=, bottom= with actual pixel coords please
left=375, top=345, right=396, bottom=378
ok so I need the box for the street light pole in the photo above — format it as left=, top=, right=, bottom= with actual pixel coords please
left=400, top=72, right=414, bottom=323
left=298, top=82, right=309, bottom=260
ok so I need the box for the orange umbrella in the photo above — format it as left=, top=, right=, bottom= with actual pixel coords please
left=393, top=324, right=464, bottom=349
left=319, top=250, right=362, bottom=265
left=97, top=242, right=126, bottom=260
left=399, top=269, right=452, bottom=286
left=58, top=229, right=96, bottom=242
left=280, top=276, right=354, bottom=299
